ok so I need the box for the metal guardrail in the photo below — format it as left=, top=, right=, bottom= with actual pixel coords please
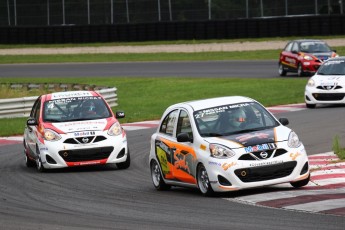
left=0, top=87, right=118, bottom=119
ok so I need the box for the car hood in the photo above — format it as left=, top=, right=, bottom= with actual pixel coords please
left=311, top=74, right=345, bottom=86
left=309, top=52, right=333, bottom=61
left=204, top=126, right=291, bottom=149
left=52, top=119, right=108, bottom=133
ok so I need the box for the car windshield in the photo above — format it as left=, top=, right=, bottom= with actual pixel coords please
left=317, top=60, right=345, bottom=75
left=194, top=102, right=279, bottom=137
left=299, top=41, right=331, bottom=53
left=43, top=96, right=111, bottom=122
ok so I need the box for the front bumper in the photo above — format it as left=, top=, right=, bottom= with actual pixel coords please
left=305, top=87, right=345, bottom=105
left=205, top=144, right=309, bottom=192
left=37, top=133, right=128, bottom=169
left=301, top=61, right=321, bottom=74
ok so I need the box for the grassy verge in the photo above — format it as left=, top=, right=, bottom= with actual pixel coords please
left=2, top=47, right=345, bottom=64
left=0, top=77, right=308, bottom=137
left=333, top=135, right=345, bottom=160
left=1, top=35, right=345, bottom=49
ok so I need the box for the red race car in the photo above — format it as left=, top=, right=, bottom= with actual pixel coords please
left=278, top=39, right=338, bottom=77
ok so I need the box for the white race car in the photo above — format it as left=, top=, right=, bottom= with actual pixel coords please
left=23, top=90, right=130, bottom=172
left=149, top=96, right=310, bottom=196
left=305, top=56, right=345, bottom=108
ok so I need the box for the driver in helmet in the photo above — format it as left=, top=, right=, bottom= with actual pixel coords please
left=81, top=100, right=97, bottom=117
left=229, top=107, right=246, bottom=128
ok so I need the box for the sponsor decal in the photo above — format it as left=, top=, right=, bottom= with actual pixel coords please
left=249, top=160, right=283, bottom=167
left=290, top=152, right=301, bottom=160
left=244, top=143, right=276, bottom=153
left=51, top=91, right=93, bottom=99
left=222, top=162, right=236, bottom=171
left=324, top=60, right=344, bottom=65
left=285, top=57, right=296, bottom=64
left=200, top=144, right=206, bottom=151
left=156, top=146, right=170, bottom=175
left=209, top=161, right=221, bottom=166
left=74, top=131, right=96, bottom=137
left=224, top=129, right=275, bottom=146
left=194, top=103, right=250, bottom=118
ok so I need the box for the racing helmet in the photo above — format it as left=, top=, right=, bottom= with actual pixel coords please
left=81, top=100, right=96, bottom=115
left=229, top=108, right=246, bottom=127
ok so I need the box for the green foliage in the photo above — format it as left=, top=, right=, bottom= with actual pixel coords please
left=332, top=135, right=345, bottom=160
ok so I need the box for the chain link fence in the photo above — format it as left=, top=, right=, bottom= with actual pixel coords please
left=1, top=0, right=344, bottom=26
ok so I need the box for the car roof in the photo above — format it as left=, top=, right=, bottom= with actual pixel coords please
left=325, top=56, right=345, bottom=62
left=172, top=96, right=255, bottom=111
left=43, top=90, right=100, bottom=101
left=293, top=39, right=324, bottom=43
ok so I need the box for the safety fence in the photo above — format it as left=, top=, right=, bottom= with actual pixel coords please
left=0, top=83, right=117, bottom=118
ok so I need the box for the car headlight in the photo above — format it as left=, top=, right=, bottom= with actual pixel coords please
left=108, top=122, right=122, bottom=136
left=307, top=78, right=315, bottom=87
left=303, top=55, right=313, bottom=60
left=209, top=144, right=236, bottom=158
left=44, top=129, right=61, bottom=141
left=287, top=131, right=301, bottom=148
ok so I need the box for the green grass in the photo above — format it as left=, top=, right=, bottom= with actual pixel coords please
left=1, top=35, right=345, bottom=49
left=0, top=77, right=308, bottom=137
left=2, top=46, right=345, bottom=64
left=0, top=50, right=283, bottom=64
left=332, top=135, right=345, bottom=160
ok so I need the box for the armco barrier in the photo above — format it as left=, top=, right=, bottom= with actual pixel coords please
left=0, top=87, right=118, bottom=119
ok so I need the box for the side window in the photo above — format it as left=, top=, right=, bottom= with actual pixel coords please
left=34, top=100, right=41, bottom=121
left=30, top=97, right=41, bottom=121
left=176, top=110, right=192, bottom=138
left=159, top=110, right=178, bottom=136
left=292, top=42, right=299, bottom=52
left=284, top=42, right=293, bottom=52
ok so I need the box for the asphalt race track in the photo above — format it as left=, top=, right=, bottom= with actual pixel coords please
left=0, top=60, right=278, bottom=78
left=1, top=62, right=345, bottom=229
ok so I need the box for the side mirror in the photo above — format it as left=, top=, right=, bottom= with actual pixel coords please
left=115, top=111, right=125, bottom=119
left=279, top=118, right=289, bottom=126
left=26, top=118, right=38, bottom=126
left=177, top=133, right=193, bottom=143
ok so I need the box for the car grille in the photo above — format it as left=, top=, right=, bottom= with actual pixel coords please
left=58, top=146, right=114, bottom=162
left=63, top=136, right=107, bottom=144
left=234, top=161, right=297, bottom=183
left=238, top=148, right=287, bottom=160
left=312, top=93, right=345, bottom=101
left=316, top=85, right=342, bottom=90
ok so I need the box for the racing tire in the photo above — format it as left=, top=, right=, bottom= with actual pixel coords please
left=35, top=146, right=46, bottom=172
left=306, top=103, right=316, bottom=109
left=197, top=164, right=215, bottom=196
left=278, top=63, right=287, bottom=76
left=297, top=63, right=304, bottom=77
left=290, top=174, right=310, bottom=188
left=116, top=151, right=131, bottom=169
left=150, top=160, right=171, bottom=191
left=25, top=154, right=36, bottom=168
left=24, top=141, right=36, bottom=167
left=36, top=155, right=46, bottom=172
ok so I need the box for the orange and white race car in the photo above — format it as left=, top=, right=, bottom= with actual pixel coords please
left=149, top=96, right=310, bottom=196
